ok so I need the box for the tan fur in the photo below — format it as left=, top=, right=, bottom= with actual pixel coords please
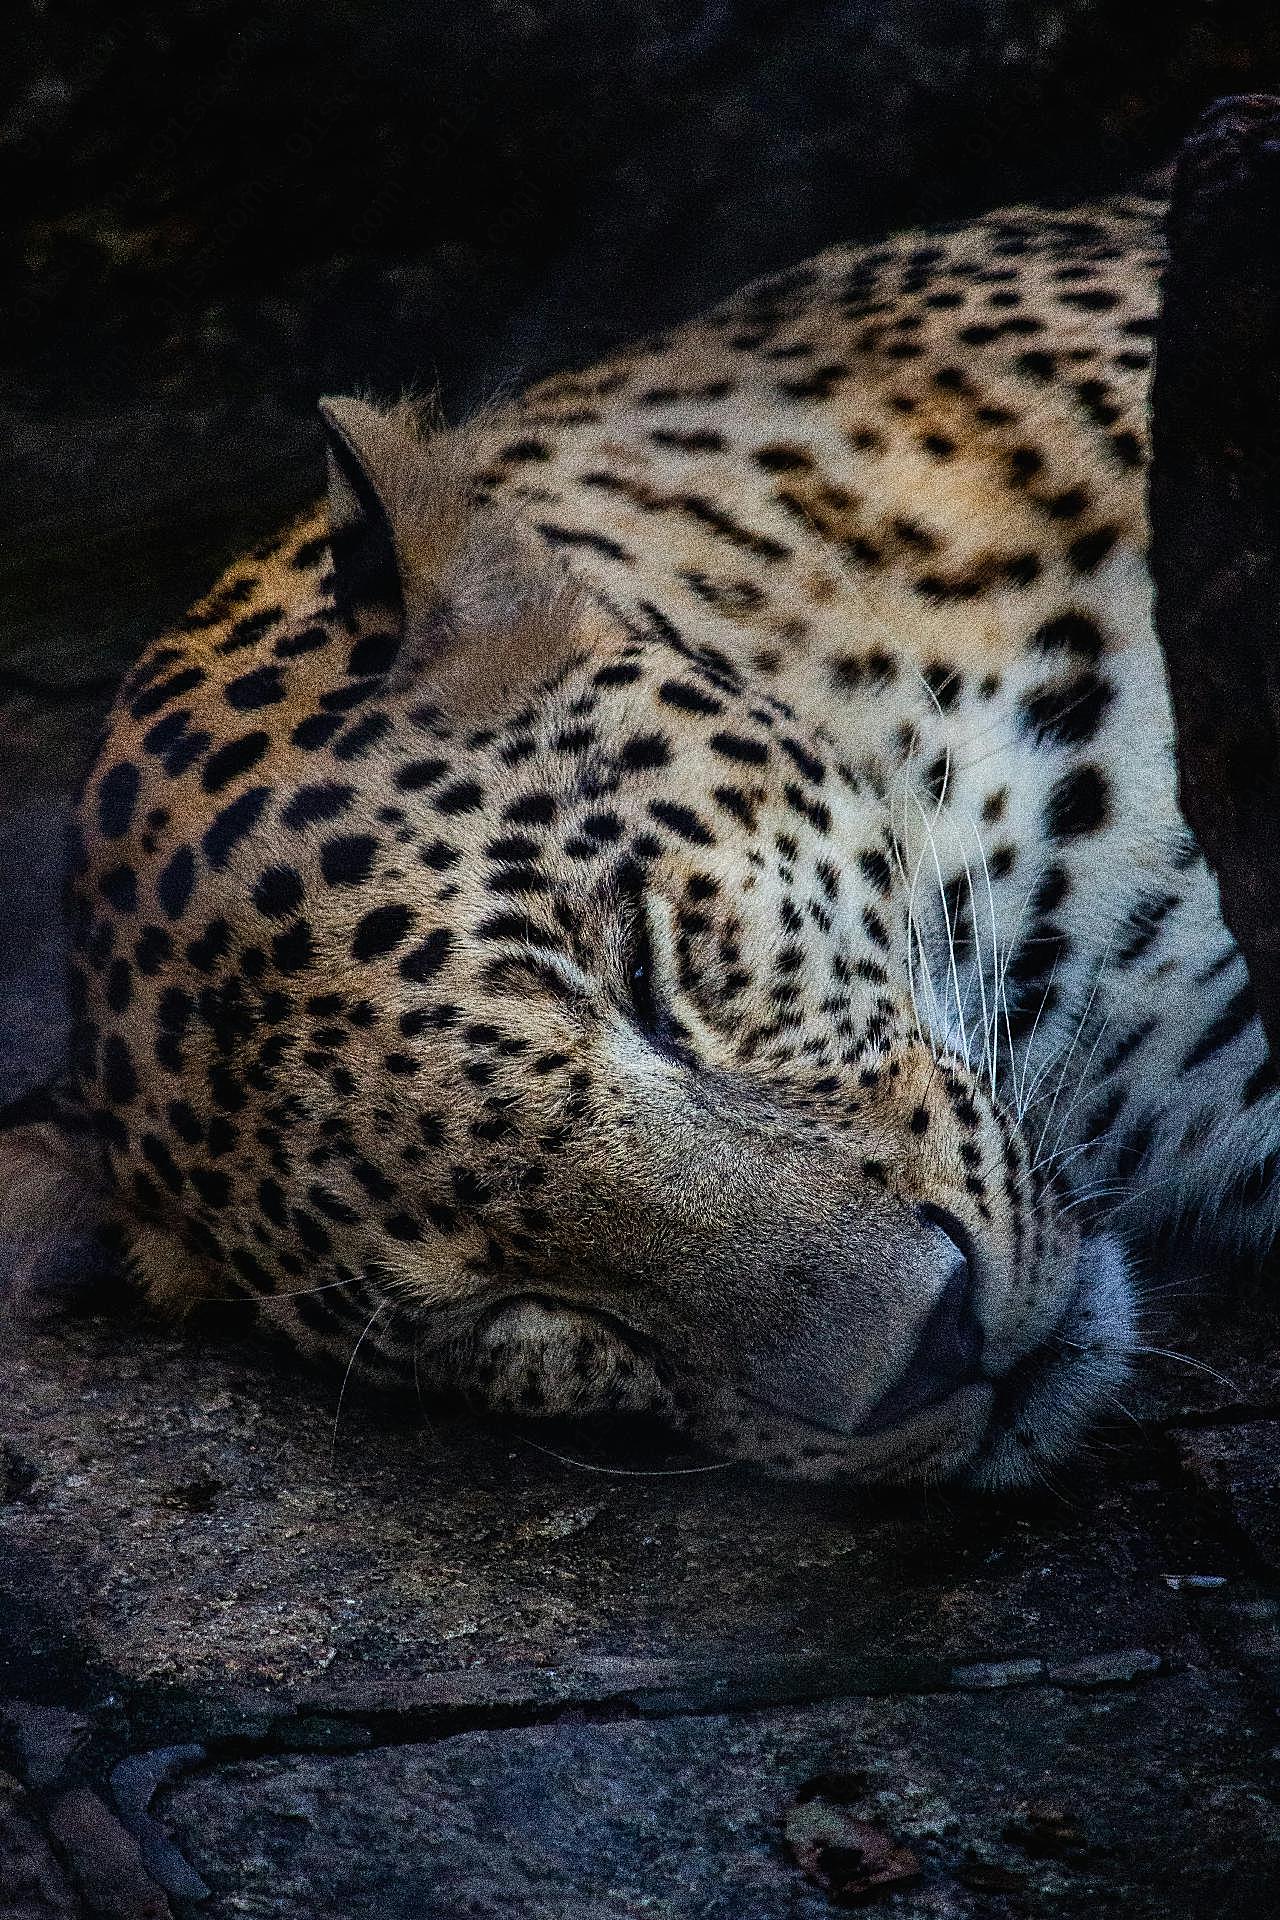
left=320, top=393, right=604, bottom=717
left=0, top=1125, right=107, bottom=1312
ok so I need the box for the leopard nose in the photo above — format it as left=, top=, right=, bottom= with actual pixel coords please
left=859, top=1205, right=986, bottom=1433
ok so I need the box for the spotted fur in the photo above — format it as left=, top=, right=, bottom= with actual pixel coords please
left=17, top=192, right=1269, bottom=1487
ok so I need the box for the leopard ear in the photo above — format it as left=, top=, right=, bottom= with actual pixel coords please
left=318, top=394, right=410, bottom=630
left=317, top=394, right=604, bottom=710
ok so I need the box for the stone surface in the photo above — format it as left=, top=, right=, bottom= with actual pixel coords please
left=45, top=1788, right=173, bottom=1920
left=1174, top=1422, right=1280, bottom=1576
left=159, top=1673, right=1280, bottom=1919
left=0, top=1773, right=81, bottom=1920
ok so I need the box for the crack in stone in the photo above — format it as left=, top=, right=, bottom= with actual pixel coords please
left=133, top=1644, right=1176, bottom=1773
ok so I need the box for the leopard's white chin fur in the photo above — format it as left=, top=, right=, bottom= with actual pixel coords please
left=965, top=1233, right=1136, bottom=1490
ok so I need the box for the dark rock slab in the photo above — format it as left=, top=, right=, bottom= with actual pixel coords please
left=0, top=1772, right=81, bottom=1920
left=158, top=1670, right=1280, bottom=1919
left=1149, top=95, right=1280, bottom=1058
left=1174, top=1420, right=1280, bottom=1578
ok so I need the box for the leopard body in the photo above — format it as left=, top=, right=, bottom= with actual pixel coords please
left=22, top=190, right=1275, bottom=1486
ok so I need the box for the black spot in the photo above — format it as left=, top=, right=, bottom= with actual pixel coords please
left=276, top=624, right=332, bottom=659
left=1061, top=286, right=1119, bottom=312
left=1045, top=765, right=1109, bottom=840
left=97, top=763, right=140, bottom=838
left=713, top=785, right=756, bottom=830
left=649, top=800, right=715, bottom=846
left=862, top=906, right=890, bottom=950
left=282, top=782, right=356, bottom=831
left=500, top=438, right=551, bottom=463
left=225, top=666, right=286, bottom=710
left=620, top=732, right=672, bottom=773
left=168, top=1100, right=204, bottom=1146
left=186, top=920, right=230, bottom=974
left=272, top=920, right=315, bottom=975
left=1032, top=612, right=1104, bottom=663
left=333, top=712, right=392, bottom=760
left=1182, top=984, right=1257, bottom=1074
left=577, top=811, right=623, bottom=845
left=293, top=1209, right=332, bottom=1257
left=537, top=523, right=632, bottom=562
left=1044, top=486, right=1090, bottom=521
left=309, top=1184, right=359, bottom=1225
left=292, top=713, right=345, bottom=750
left=105, top=958, right=132, bottom=1014
left=217, top=606, right=284, bottom=654
left=435, top=780, right=485, bottom=815
left=1068, top=525, right=1119, bottom=574
left=659, top=679, right=724, bottom=717
left=203, top=787, right=270, bottom=868
left=1115, top=891, right=1180, bottom=969
left=102, top=1034, right=138, bottom=1105
left=129, top=666, right=206, bottom=720
left=352, top=903, right=415, bottom=961
left=99, top=865, right=137, bottom=913
left=258, top=1177, right=289, bottom=1225
left=754, top=445, right=812, bottom=472
left=209, top=1061, right=250, bottom=1113
left=351, top=1160, right=396, bottom=1203
left=922, top=662, right=962, bottom=711
left=779, top=363, right=849, bottom=400
left=202, top=731, right=270, bottom=793
left=292, top=536, right=329, bottom=570
left=1015, top=350, right=1056, bottom=382
left=1003, top=552, right=1042, bottom=588
left=318, top=682, right=378, bottom=719
left=347, top=631, right=401, bottom=677
left=253, top=866, right=306, bottom=919
left=1243, top=1057, right=1278, bottom=1108
left=1008, top=446, right=1043, bottom=484
left=134, top=925, right=173, bottom=974
left=419, top=839, right=461, bottom=872
left=142, top=1132, right=184, bottom=1193
left=1019, top=672, right=1114, bottom=746
left=125, top=645, right=182, bottom=696
left=321, top=835, right=379, bottom=886
left=780, top=737, right=825, bottom=783
left=859, top=849, right=893, bottom=896
left=395, top=758, right=449, bottom=792
left=190, top=1167, right=231, bottom=1208
left=593, top=660, right=644, bottom=688
left=163, top=729, right=213, bottom=778
left=141, top=712, right=190, bottom=758
left=710, top=731, right=769, bottom=766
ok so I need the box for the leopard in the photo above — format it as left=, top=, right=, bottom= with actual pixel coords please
left=6, top=188, right=1273, bottom=1492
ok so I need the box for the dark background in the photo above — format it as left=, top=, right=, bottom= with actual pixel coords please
left=4, top=0, right=1280, bottom=687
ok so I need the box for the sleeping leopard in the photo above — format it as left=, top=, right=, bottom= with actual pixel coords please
left=6, top=188, right=1267, bottom=1489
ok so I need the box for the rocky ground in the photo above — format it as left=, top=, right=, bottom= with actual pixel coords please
left=4, top=7, right=1280, bottom=1911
